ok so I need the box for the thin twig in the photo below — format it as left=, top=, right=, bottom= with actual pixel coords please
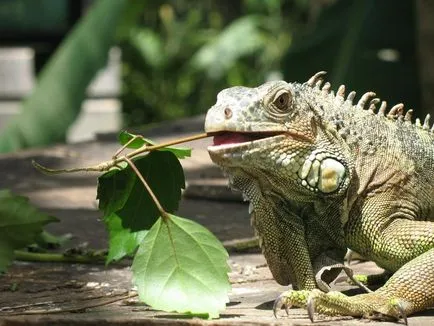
left=32, top=160, right=115, bottom=175
left=123, top=132, right=208, bottom=161
left=113, top=135, right=146, bottom=159
left=0, top=301, right=54, bottom=312
left=123, top=157, right=168, bottom=220
left=14, top=250, right=106, bottom=264
left=0, top=292, right=138, bottom=316
left=33, top=132, right=209, bottom=175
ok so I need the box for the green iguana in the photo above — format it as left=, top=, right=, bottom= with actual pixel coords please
left=204, top=72, right=433, bottom=323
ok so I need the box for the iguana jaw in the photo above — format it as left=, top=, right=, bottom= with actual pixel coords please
left=207, top=131, right=302, bottom=154
left=210, top=131, right=284, bottom=146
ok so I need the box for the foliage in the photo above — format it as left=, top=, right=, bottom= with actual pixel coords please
left=98, top=151, right=185, bottom=232
left=123, top=0, right=423, bottom=125
left=132, top=214, right=230, bottom=318
left=0, top=0, right=142, bottom=153
left=105, top=213, right=147, bottom=264
left=118, top=130, right=191, bottom=158
left=91, top=131, right=230, bottom=316
left=282, top=0, right=421, bottom=115
left=121, top=0, right=305, bottom=126
left=0, top=190, right=57, bottom=272
left=27, top=131, right=230, bottom=316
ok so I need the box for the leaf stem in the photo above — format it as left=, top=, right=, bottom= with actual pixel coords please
left=33, top=132, right=209, bottom=175
left=123, top=157, right=169, bottom=221
left=123, top=132, right=208, bottom=161
left=112, top=134, right=145, bottom=159
left=14, top=250, right=106, bottom=264
left=32, top=160, right=116, bottom=175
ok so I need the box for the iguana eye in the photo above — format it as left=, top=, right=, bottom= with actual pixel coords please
left=273, top=91, right=291, bottom=111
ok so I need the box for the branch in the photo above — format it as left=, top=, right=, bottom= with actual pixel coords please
left=33, top=132, right=209, bottom=175
left=0, top=291, right=138, bottom=315
left=124, top=132, right=208, bottom=159
left=14, top=250, right=106, bottom=264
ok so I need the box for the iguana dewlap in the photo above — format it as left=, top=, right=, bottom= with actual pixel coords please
left=204, top=72, right=433, bottom=323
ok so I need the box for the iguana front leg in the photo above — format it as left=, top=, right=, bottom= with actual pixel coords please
left=231, top=172, right=322, bottom=309
left=306, top=196, right=434, bottom=322
left=246, top=188, right=316, bottom=289
left=308, top=248, right=434, bottom=322
left=252, top=192, right=350, bottom=312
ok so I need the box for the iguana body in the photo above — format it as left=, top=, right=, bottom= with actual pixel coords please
left=204, top=72, right=434, bottom=322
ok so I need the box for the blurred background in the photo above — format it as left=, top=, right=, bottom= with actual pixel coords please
left=0, top=0, right=431, bottom=152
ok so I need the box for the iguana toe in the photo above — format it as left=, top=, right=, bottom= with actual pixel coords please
left=272, top=292, right=290, bottom=318
left=307, top=290, right=410, bottom=324
left=273, top=290, right=311, bottom=318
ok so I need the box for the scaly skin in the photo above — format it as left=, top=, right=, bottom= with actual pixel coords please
left=204, top=72, right=434, bottom=322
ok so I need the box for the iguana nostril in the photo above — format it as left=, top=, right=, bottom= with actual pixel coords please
left=224, top=107, right=233, bottom=119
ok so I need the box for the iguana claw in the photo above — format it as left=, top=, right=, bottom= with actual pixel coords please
left=368, top=299, right=408, bottom=325
left=396, top=301, right=408, bottom=326
left=273, top=292, right=290, bottom=318
left=306, top=295, right=315, bottom=322
left=273, top=290, right=311, bottom=318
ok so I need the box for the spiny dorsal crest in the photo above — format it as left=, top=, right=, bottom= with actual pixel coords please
left=305, top=71, right=434, bottom=133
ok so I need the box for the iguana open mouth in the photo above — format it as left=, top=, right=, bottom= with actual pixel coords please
left=210, top=131, right=284, bottom=146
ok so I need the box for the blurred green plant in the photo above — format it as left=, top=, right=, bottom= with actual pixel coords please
left=121, top=0, right=306, bottom=126
left=123, top=0, right=422, bottom=126
left=0, top=0, right=145, bottom=153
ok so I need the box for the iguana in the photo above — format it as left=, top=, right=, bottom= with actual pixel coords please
left=204, top=72, right=433, bottom=323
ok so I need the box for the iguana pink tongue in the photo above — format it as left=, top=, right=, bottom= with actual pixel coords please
left=213, top=132, right=254, bottom=145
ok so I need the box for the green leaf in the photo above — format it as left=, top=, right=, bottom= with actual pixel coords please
left=118, top=151, right=185, bottom=231
left=0, top=190, right=57, bottom=272
left=97, top=151, right=185, bottom=232
left=0, top=0, right=130, bottom=153
left=118, top=131, right=191, bottom=159
left=97, top=167, right=135, bottom=215
left=132, top=215, right=230, bottom=318
left=34, top=230, right=72, bottom=249
left=118, top=130, right=150, bottom=149
left=105, top=213, right=147, bottom=264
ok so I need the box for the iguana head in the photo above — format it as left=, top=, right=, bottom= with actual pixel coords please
left=204, top=72, right=352, bottom=200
